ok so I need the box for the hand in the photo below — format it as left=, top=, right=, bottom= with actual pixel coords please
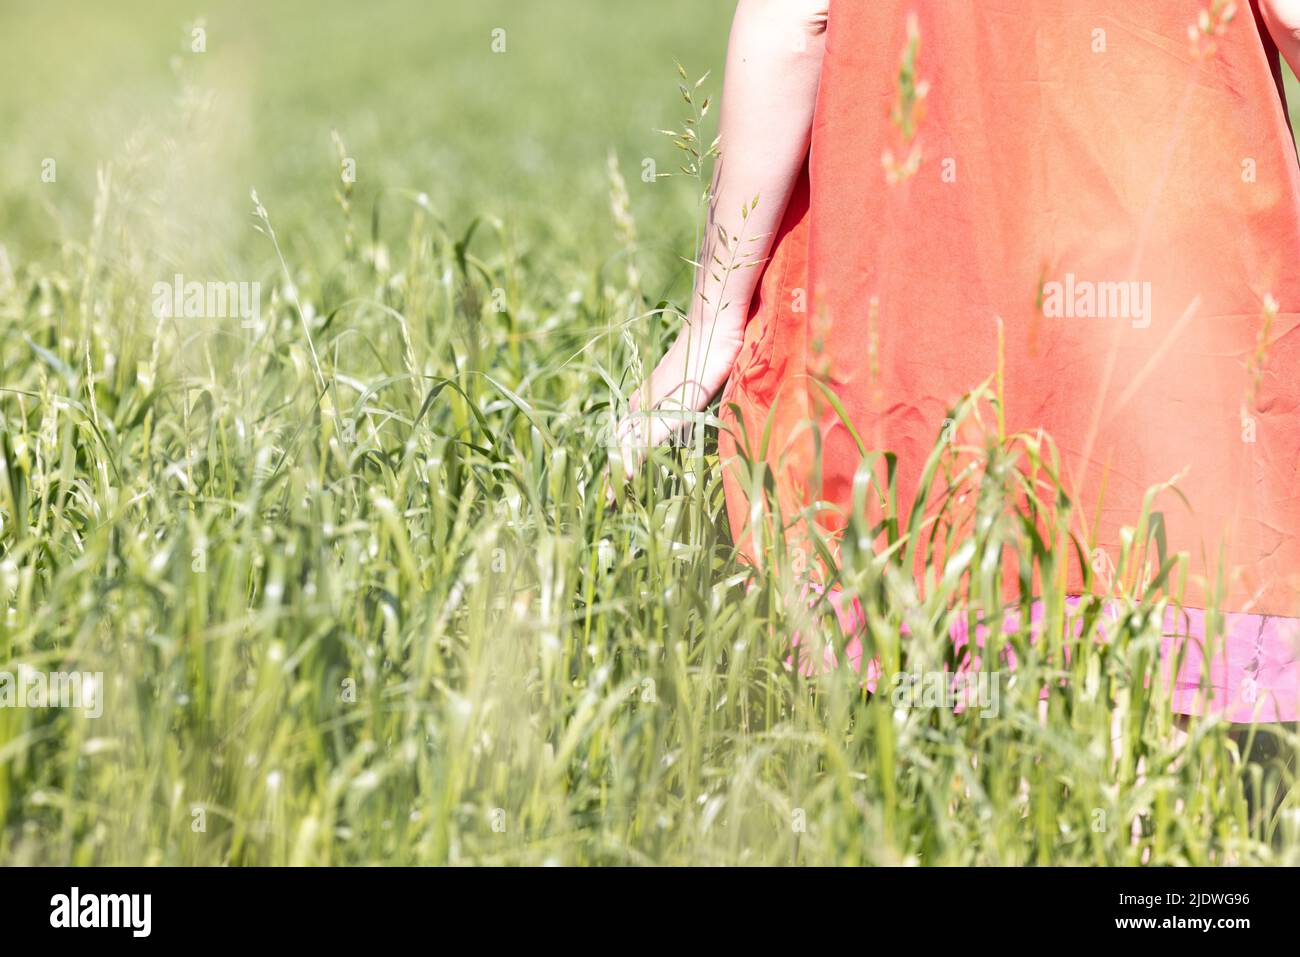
left=602, top=322, right=744, bottom=507
left=602, top=396, right=700, bottom=507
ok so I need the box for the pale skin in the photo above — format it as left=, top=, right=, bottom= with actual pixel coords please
left=611, top=0, right=1300, bottom=482
left=1262, top=0, right=1300, bottom=73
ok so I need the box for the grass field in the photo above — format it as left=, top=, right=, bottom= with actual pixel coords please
left=1, top=1, right=1298, bottom=866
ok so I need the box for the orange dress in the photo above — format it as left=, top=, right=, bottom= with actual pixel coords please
left=718, top=1, right=1300, bottom=720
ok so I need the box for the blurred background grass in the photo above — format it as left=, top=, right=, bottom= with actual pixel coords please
left=0, top=0, right=731, bottom=284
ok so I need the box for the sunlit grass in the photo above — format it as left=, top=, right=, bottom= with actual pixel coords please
left=0, top=1, right=1297, bottom=866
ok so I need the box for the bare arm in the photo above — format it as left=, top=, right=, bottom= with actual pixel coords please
left=612, top=0, right=827, bottom=479
left=1261, top=0, right=1300, bottom=75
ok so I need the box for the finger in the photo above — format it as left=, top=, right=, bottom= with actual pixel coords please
left=601, top=464, right=613, bottom=507
left=614, top=415, right=644, bottom=481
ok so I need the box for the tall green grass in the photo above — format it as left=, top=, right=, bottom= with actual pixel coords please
left=0, top=1, right=1296, bottom=865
